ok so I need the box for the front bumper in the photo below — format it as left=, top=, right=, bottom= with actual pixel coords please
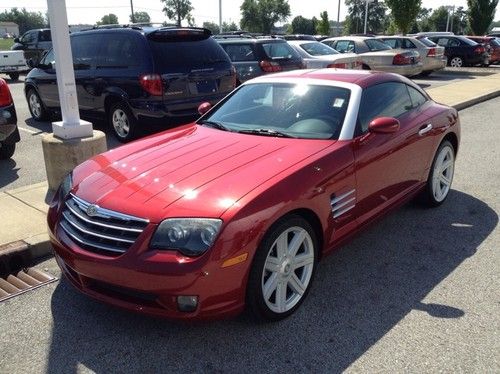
left=48, top=203, right=248, bottom=320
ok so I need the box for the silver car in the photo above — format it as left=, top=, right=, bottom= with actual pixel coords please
left=322, top=36, right=423, bottom=77
left=377, top=36, right=446, bottom=76
left=287, top=40, right=362, bottom=70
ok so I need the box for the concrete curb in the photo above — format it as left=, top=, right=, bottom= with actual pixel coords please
left=0, top=233, right=52, bottom=276
left=452, top=90, right=500, bottom=111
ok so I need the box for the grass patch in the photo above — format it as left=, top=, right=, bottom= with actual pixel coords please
left=0, top=39, right=15, bottom=50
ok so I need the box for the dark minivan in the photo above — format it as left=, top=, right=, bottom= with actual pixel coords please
left=24, top=26, right=236, bottom=141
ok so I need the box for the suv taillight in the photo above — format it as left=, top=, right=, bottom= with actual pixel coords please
left=427, top=48, right=437, bottom=57
left=259, top=60, right=282, bottom=73
left=393, top=53, right=412, bottom=65
left=474, top=46, right=485, bottom=54
left=0, top=79, right=13, bottom=107
left=139, top=74, right=163, bottom=96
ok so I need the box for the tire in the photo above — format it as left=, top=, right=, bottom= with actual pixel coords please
left=108, top=102, right=137, bottom=143
left=0, top=142, right=15, bottom=159
left=246, top=215, right=318, bottom=321
left=26, top=88, right=49, bottom=121
left=8, top=73, right=19, bottom=81
left=449, top=56, right=463, bottom=68
left=419, top=70, right=433, bottom=77
left=421, top=140, right=455, bottom=207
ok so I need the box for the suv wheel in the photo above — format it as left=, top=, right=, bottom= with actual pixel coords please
left=0, top=142, right=15, bottom=159
left=109, top=102, right=137, bottom=142
left=27, top=88, right=49, bottom=121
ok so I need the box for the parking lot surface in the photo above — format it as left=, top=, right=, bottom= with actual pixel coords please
left=0, top=96, right=498, bottom=373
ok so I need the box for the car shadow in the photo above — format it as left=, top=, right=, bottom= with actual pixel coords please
left=46, top=190, right=497, bottom=373
left=0, top=158, right=19, bottom=188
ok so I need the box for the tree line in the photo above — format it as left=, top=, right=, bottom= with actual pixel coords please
left=0, top=0, right=497, bottom=37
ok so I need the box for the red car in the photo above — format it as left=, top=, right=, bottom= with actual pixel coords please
left=48, top=69, right=460, bottom=321
left=466, top=36, right=500, bottom=65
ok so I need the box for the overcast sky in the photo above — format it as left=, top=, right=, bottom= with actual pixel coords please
left=0, top=0, right=488, bottom=26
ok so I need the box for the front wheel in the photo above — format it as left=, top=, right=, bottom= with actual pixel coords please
left=27, top=88, right=49, bottom=121
left=246, top=215, right=318, bottom=321
left=421, top=140, right=455, bottom=206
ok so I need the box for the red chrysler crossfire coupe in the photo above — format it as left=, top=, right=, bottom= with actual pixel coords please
left=48, top=69, right=460, bottom=321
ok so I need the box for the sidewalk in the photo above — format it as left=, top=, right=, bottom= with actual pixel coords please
left=1, top=72, right=500, bottom=270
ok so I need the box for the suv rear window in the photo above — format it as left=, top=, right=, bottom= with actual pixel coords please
left=262, top=42, right=301, bottom=59
left=148, top=37, right=229, bottom=70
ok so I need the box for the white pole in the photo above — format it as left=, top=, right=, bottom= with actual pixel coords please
left=445, top=9, right=450, bottom=32
left=46, top=0, right=92, bottom=139
left=364, top=0, right=369, bottom=34
left=219, top=0, right=222, bottom=34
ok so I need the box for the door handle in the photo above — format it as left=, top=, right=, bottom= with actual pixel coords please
left=418, top=123, right=433, bottom=136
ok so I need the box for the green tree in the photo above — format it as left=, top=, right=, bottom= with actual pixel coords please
left=290, top=16, right=316, bottom=34
left=202, top=21, right=239, bottom=34
left=240, top=0, right=291, bottom=34
left=161, top=0, right=194, bottom=27
left=130, top=11, right=151, bottom=23
left=344, top=0, right=388, bottom=35
left=428, top=6, right=449, bottom=32
left=467, top=0, right=498, bottom=35
left=451, top=6, right=468, bottom=34
left=316, top=11, right=330, bottom=35
left=385, top=0, right=422, bottom=34
left=97, top=13, right=119, bottom=25
left=0, top=7, right=47, bottom=35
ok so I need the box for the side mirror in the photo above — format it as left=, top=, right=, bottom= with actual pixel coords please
left=198, top=102, right=212, bottom=115
left=368, top=117, right=400, bottom=134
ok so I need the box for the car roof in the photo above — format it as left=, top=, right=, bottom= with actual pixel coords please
left=247, top=68, right=410, bottom=88
left=216, top=38, right=287, bottom=44
left=323, top=36, right=371, bottom=41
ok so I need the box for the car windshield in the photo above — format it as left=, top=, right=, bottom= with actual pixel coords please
left=299, top=42, right=340, bottom=56
left=364, top=39, right=392, bottom=51
left=199, top=83, right=351, bottom=140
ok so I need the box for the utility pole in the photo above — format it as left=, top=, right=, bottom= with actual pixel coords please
left=337, top=0, right=341, bottom=35
left=130, top=0, right=135, bottom=23
left=219, top=0, right=222, bottom=34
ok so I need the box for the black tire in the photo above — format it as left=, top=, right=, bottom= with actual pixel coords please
left=246, top=215, right=318, bottom=322
left=419, top=70, right=433, bottom=77
left=8, top=73, right=19, bottom=81
left=108, top=101, right=137, bottom=143
left=448, top=56, right=464, bottom=68
left=420, top=140, right=455, bottom=207
left=0, top=142, right=15, bottom=159
left=26, top=88, right=49, bottom=121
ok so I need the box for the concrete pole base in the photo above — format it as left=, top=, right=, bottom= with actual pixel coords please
left=42, top=130, right=107, bottom=191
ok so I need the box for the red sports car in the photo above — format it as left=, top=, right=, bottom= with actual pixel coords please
left=48, top=69, right=460, bottom=321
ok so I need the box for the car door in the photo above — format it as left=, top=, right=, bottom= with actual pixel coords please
left=32, top=49, right=59, bottom=109
left=18, top=31, right=37, bottom=61
left=352, top=82, right=435, bottom=224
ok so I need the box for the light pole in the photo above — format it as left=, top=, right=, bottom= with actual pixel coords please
left=219, top=0, right=222, bottom=34
left=363, top=0, right=375, bottom=35
left=337, top=0, right=341, bottom=35
left=130, top=0, right=135, bottom=23
left=445, top=5, right=455, bottom=32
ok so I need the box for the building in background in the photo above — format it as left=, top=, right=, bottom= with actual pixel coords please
left=0, top=22, right=19, bottom=37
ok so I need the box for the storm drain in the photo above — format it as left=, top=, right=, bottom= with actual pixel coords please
left=0, top=268, right=57, bottom=302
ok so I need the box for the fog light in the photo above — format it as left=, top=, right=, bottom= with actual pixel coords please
left=177, top=295, right=198, bottom=312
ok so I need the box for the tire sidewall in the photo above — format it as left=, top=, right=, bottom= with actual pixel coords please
left=27, top=89, right=46, bottom=121
left=108, top=102, right=136, bottom=142
left=426, top=140, right=455, bottom=206
left=246, top=215, right=318, bottom=321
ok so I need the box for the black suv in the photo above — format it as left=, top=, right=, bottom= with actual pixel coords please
left=12, top=29, right=52, bottom=64
left=24, top=26, right=236, bottom=141
left=426, top=35, right=489, bottom=67
left=216, top=37, right=304, bottom=84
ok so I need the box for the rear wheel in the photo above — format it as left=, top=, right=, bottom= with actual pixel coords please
left=421, top=140, right=455, bottom=206
left=449, top=56, right=463, bottom=68
left=8, top=73, right=19, bottom=81
left=27, top=88, right=49, bottom=121
left=108, top=102, right=137, bottom=142
left=247, top=215, right=318, bottom=321
left=0, top=142, right=15, bottom=159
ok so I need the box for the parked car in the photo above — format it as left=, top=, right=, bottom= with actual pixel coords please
left=322, top=36, right=423, bottom=76
left=287, top=40, right=362, bottom=69
left=24, top=26, right=236, bottom=142
left=48, top=69, right=460, bottom=321
left=0, top=78, right=20, bottom=159
left=11, top=28, right=52, bottom=64
left=377, top=35, right=446, bottom=76
left=425, top=35, right=489, bottom=67
left=466, top=36, right=500, bottom=65
left=0, top=50, right=29, bottom=81
left=282, top=34, right=317, bottom=41
left=216, top=37, right=304, bottom=84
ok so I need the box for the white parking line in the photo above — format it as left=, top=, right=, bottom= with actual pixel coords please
left=18, top=127, right=45, bottom=135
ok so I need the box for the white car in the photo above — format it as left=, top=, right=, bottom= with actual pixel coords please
left=287, top=40, right=362, bottom=70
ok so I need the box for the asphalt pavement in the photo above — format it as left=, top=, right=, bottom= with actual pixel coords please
left=0, top=93, right=498, bottom=372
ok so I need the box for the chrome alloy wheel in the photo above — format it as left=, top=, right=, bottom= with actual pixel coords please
left=112, top=108, right=130, bottom=139
left=450, top=57, right=463, bottom=67
left=261, top=226, right=315, bottom=313
left=432, top=144, right=455, bottom=202
left=29, top=92, right=42, bottom=119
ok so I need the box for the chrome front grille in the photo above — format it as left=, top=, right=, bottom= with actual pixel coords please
left=59, top=194, right=149, bottom=256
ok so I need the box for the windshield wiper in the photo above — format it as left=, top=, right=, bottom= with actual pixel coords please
left=198, top=120, right=232, bottom=132
left=238, top=128, right=296, bottom=138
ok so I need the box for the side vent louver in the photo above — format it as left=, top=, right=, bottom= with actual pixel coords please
left=331, top=189, right=356, bottom=218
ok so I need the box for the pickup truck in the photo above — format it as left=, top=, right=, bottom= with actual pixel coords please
left=0, top=50, right=28, bottom=81
left=12, top=29, right=52, bottom=65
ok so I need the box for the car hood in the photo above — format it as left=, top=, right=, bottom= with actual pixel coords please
left=73, top=124, right=334, bottom=222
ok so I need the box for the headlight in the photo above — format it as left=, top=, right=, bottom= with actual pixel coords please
left=150, top=218, right=222, bottom=257
left=59, top=173, right=73, bottom=199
